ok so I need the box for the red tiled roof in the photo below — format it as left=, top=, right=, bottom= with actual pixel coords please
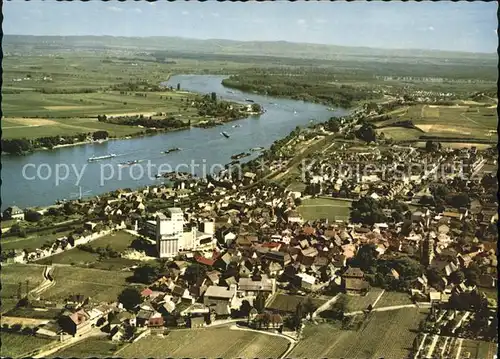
left=302, top=226, right=315, bottom=236
left=195, top=255, right=216, bottom=266
left=262, top=242, right=281, bottom=249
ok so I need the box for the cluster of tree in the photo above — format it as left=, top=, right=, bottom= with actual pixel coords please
left=77, top=244, right=120, bottom=259
left=263, top=126, right=301, bottom=161
left=118, top=287, right=142, bottom=311
left=130, top=263, right=162, bottom=284
left=425, top=140, right=442, bottom=152
left=36, top=88, right=98, bottom=94
left=193, top=93, right=246, bottom=120
left=323, top=117, right=341, bottom=132
left=354, top=122, right=377, bottom=143
left=1, top=131, right=107, bottom=154
left=110, top=81, right=163, bottom=92
left=99, top=114, right=187, bottom=130
left=319, top=295, right=346, bottom=320
left=1, top=323, right=35, bottom=336
left=1, top=138, right=33, bottom=155
left=350, top=197, right=409, bottom=226
left=221, top=73, right=381, bottom=108
left=348, top=244, right=423, bottom=291
left=424, top=184, right=471, bottom=210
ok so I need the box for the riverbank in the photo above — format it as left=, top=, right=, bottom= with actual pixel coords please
left=2, top=74, right=345, bottom=210
left=1, top=96, right=261, bottom=156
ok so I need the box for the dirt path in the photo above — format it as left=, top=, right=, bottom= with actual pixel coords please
left=371, top=289, right=385, bottom=308
left=312, top=293, right=340, bottom=319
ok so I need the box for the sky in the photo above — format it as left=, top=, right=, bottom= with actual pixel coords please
left=3, top=0, right=498, bottom=53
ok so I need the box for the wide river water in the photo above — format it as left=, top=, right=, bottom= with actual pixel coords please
left=1, top=75, right=348, bottom=210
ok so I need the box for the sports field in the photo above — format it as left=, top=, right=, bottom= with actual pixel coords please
left=298, top=197, right=351, bottom=221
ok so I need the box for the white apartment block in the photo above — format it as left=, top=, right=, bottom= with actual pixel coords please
left=155, top=208, right=216, bottom=258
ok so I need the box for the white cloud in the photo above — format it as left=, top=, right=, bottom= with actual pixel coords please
left=315, top=19, right=327, bottom=24
left=107, top=6, right=123, bottom=13
left=132, top=8, right=142, bottom=14
left=297, top=19, right=306, bottom=25
left=428, top=26, right=434, bottom=31
left=211, top=12, right=220, bottom=18
left=182, top=11, right=189, bottom=16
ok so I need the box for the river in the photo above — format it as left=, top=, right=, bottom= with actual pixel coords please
left=1, top=75, right=348, bottom=210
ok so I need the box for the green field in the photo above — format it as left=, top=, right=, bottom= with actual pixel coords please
left=41, top=266, right=135, bottom=303
left=460, top=339, right=498, bottom=359
left=0, top=331, right=54, bottom=358
left=374, top=291, right=414, bottom=308
left=1, top=264, right=45, bottom=312
left=298, top=197, right=351, bottom=221
left=266, top=293, right=327, bottom=313
left=1, top=230, right=73, bottom=252
left=117, top=327, right=290, bottom=358
left=36, top=231, right=139, bottom=270
left=48, top=338, right=122, bottom=358
left=291, top=308, right=427, bottom=358
left=90, top=231, right=137, bottom=252
left=376, top=104, right=497, bottom=142
left=342, top=287, right=384, bottom=313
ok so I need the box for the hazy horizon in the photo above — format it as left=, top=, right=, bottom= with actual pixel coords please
left=3, top=1, right=498, bottom=53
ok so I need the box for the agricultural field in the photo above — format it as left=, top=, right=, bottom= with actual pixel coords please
left=40, top=266, right=136, bottom=303
left=1, top=230, right=73, bottom=252
left=413, top=141, right=493, bottom=150
left=1, top=264, right=46, bottom=311
left=0, top=331, right=54, bottom=358
left=117, top=327, right=290, bottom=358
left=48, top=338, right=123, bottom=358
left=376, top=104, right=497, bottom=142
left=342, top=287, right=384, bottom=313
left=460, top=339, right=498, bottom=359
left=298, top=197, right=351, bottom=222
left=36, top=231, right=140, bottom=270
left=373, top=290, right=414, bottom=308
left=266, top=293, right=327, bottom=314
left=291, top=308, right=428, bottom=358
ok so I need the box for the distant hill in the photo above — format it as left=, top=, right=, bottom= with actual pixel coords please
left=3, top=35, right=497, bottom=62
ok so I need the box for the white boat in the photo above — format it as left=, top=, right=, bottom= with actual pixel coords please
left=88, top=153, right=116, bottom=162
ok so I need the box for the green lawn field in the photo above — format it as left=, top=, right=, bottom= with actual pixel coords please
left=298, top=197, right=351, bottom=221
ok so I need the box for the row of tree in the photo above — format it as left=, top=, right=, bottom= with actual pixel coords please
left=2, top=131, right=109, bottom=155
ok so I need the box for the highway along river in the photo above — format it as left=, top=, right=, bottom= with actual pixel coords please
left=1, top=75, right=349, bottom=209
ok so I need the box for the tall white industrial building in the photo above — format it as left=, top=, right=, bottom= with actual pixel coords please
left=155, top=208, right=216, bottom=258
